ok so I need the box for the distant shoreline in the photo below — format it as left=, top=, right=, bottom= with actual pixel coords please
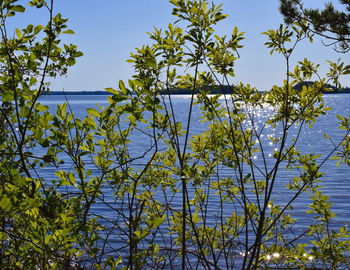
left=44, top=81, right=350, bottom=96
left=46, top=90, right=350, bottom=95
left=45, top=91, right=110, bottom=95
left=46, top=82, right=350, bottom=96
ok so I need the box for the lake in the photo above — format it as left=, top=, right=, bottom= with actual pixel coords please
left=38, top=93, right=350, bottom=267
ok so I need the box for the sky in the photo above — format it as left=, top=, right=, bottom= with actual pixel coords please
left=10, top=0, right=349, bottom=91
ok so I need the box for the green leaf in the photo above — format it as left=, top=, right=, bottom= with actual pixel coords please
left=126, top=114, right=136, bottom=123
left=15, top=28, right=21, bottom=38
left=336, top=114, right=343, bottom=121
left=152, top=216, right=164, bottom=228
left=62, top=29, right=75, bottom=34
left=87, top=108, right=100, bottom=117
left=104, top=87, right=118, bottom=95
left=34, top=25, right=44, bottom=34
left=75, top=51, right=83, bottom=57
left=29, top=0, right=45, bottom=7
left=12, top=5, right=25, bottom=12
left=35, top=103, right=49, bottom=112
left=134, top=230, right=149, bottom=239
left=118, top=80, right=128, bottom=94
left=57, top=103, right=67, bottom=118
left=79, top=145, right=91, bottom=152
left=0, top=197, right=12, bottom=211
left=146, top=58, right=157, bottom=69
left=67, top=57, right=76, bottom=65
left=7, top=11, right=15, bottom=17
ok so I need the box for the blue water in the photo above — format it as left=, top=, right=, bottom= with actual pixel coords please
left=38, top=94, right=350, bottom=266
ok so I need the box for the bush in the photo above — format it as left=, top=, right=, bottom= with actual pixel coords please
left=1, top=0, right=350, bottom=269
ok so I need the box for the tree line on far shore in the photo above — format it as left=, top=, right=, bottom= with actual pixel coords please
left=47, top=82, right=350, bottom=95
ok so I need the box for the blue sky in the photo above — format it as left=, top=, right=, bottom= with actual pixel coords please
left=12, top=0, right=349, bottom=91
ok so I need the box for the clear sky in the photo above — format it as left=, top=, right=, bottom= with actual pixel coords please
left=11, top=0, right=349, bottom=91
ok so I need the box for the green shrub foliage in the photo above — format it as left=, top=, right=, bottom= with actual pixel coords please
left=1, top=0, right=350, bottom=269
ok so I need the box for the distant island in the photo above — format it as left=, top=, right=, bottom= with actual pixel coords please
left=46, top=83, right=350, bottom=95
left=293, top=81, right=350, bottom=93
left=45, top=85, right=234, bottom=95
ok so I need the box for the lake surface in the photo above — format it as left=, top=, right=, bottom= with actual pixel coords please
left=38, top=94, right=350, bottom=265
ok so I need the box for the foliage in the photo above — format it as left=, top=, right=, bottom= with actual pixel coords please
left=0, top=0, right=94, bottom=269
left=279, top=0, right=350, bottom=52
left=1, top=0, right=350, bottom=269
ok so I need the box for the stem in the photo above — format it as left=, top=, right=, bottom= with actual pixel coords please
left=180, top=59, right=200, bottom=269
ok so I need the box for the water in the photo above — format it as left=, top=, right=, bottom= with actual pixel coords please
left=38, top=93, right=350, bottom=266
